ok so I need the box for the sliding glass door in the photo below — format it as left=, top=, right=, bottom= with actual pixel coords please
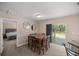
left=52, top=24, right=66, bottom=45
left=46, top=24, right=66, bottom=46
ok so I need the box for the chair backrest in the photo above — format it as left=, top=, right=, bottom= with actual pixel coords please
left=63, top=44, right=79, bottom=56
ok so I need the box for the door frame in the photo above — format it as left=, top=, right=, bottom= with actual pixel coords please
left=2, top=18, right=18, bottom=52
left=0, top=18, right=3, bottom=54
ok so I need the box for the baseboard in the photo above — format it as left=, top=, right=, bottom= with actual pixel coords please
left=17, top=42, right=28, bottom=47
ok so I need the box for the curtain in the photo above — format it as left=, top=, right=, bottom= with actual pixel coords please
left=46, top=24, right=52, bottom=43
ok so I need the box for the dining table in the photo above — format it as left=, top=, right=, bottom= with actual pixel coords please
left=28, top=33, right=50, bottom=54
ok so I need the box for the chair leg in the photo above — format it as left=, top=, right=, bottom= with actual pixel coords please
left=38, top=49, right=41, bottom=54
left=42, top=48, right=45, bottom=55
left=47, top=44, right=50, bottom=49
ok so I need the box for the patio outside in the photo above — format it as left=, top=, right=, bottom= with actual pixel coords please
left=52, top=24, right=66, bottom=45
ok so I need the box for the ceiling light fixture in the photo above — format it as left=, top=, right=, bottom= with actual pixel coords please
left=36, top=14, right=42, bottom=18
left=34, top=11, right=42, bottom=18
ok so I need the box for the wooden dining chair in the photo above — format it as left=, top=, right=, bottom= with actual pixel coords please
left=35, top=36, right=50, bottom=55
left=28, top=36, right=33, bottom=49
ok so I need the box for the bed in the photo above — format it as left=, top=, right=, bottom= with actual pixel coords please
left=4, top=29, right=17, bottom=40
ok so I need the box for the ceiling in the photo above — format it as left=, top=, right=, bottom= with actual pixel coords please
left=0, top=2, right=79, bottom=20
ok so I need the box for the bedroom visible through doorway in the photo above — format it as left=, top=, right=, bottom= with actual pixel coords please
left=2, top=19, right=17, bottom=56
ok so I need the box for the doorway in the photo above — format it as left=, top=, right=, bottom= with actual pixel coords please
left=2, top=19, right=17, bottom=55
left=52, top=24, right=66, bottom=45
left=46, top=24, right=66, bottom=46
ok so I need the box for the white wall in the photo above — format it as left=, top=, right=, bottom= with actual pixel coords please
left=17, top=18, right=37, bottom=47
left=0, top=19, right=3, bottom=54
left=3, top=21, right=16, bottom=29
left=37, top=15, right=79, bottom=43
left=3, top=20, right=16, bottom=34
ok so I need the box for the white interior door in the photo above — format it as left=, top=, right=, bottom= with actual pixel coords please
left=0, top=18, right=3, bottom=54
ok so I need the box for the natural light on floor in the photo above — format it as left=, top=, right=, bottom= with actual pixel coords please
left=55, top=33, right=66, bottom=39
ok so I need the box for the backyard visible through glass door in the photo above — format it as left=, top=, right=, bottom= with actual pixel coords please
left=52, top=24, right=66, bottom=46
